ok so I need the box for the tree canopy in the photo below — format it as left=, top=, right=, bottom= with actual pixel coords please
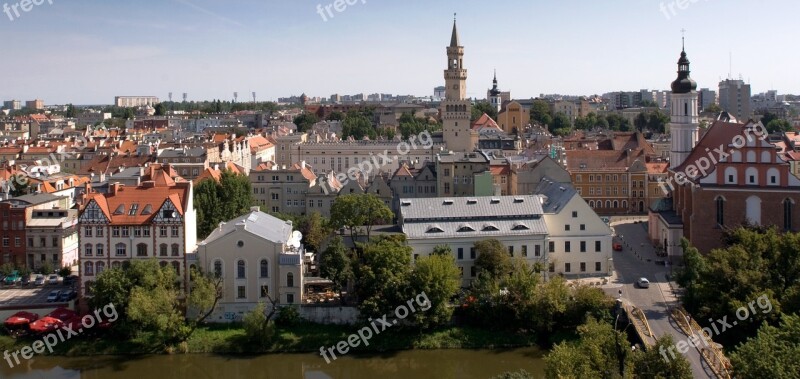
left=194, top=170, right=256, bottom=239
left=329, top=194, right=393, bottom=245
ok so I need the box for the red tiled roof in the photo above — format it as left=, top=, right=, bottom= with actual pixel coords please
left=84, top=182, right=190, bottom=224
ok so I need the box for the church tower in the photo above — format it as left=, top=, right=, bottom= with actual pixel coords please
left=442, top=16, right=477, bottom=152
left=489, top=70, right=502, bottom=113
left=669, top=39, right=699, bottom=169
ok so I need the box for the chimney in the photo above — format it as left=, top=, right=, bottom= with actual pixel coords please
left=300, top=160, right=306, bottom=170
left=110, top=182, right=121, bottom=195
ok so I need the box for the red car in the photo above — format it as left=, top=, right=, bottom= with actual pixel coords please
left=613, top=243, right=623, bottom=251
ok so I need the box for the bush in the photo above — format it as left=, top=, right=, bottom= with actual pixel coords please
left=275, top=306, right=302, bottom=327
left=243, top=302, right=275, bottom=347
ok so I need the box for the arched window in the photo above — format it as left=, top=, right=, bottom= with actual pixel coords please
left=171, top=244, right=180, bottom=257
left=213, top=260, right=222, bottom=278
left=116, top=243, right=126, bottom=257
left=613, top=200, right=619, bottom=209
left=136, top=243, right=148, bottom=257
left=260, top=259, right=269, bottom=278
left=784, top=199, right=794, bottom=231
left=287, top=272, right=294, bottom=287
left=605, top=200, right=611, bottom=209
left=84, top=243, right=92, bottom=256
left=715, top=196, right=725, bottom=226
left=746, top=151, right=756, bottom=163
left=84, top=261, right=94, bottom=276
left=96, top=243, right=104, bottom=256
left=588, top=200, right=594, bottom=208
left=767, top=168, right=780, bottom=186
left=112, top=261, right=121, bottom=269
left=746, top=196, right=762, bottom=226
left=761, top=151, right=771, bottom=163
left=172, top=261, right=180, bottom=276
left=622, top=200, right=628, bottom=210
left=237, top=259, right=246, bottom=279
left=746, top=167, right=758, bottom=185
left=724, top=167, right=737, bottom=184
left=159, top=244, right=168, bottom=257
left=96, top=261, right=105, bottom=275
left=731, top=151, right=742, bottom=163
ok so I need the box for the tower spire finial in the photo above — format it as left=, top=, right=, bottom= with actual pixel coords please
left=681, top=28, right=686, bottom=51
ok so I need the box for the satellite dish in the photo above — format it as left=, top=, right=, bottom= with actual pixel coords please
left=289, top=231, right=303, bottom=249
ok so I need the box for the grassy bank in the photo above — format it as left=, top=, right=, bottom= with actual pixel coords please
left=1, top=323, right=538, bottom=356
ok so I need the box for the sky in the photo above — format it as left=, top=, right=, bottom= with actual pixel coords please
left=0, top=0, right=797, bottom=105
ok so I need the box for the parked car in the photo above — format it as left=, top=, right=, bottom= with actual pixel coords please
left=63, top=275, right=79, bottom=287
left=58, top=290, right=76, bottom=302
left=636, top=278, right=650, bottom=288
left=4, top=271, right=21, bottom=285
left=34, top=275, right=45, bottom=286
left=48, top=275, right=59, bottom=285
left=46, top=290, right=62, bottom=302
left=20, top=275, right=31, bottom=286
left=613, top=243, right=623, bottom=251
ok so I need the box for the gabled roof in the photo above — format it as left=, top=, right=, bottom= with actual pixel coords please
left=200, top=209, right=293, bottom=245
left=673, top=120, right=766, bottom=180
left=82, top=182, right=190, bottom=225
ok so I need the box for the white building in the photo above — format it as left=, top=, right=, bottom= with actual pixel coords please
left=534, top=178, right=613, bottom=276
left=26, top=208, right=79, bottom=269
left=77, top=179, right=197, bottom=296
left=400, top=195, right=549, bottom=287
left=114, top=96, right=159, bottom=108
left=192, top=209, right=305, bottom=322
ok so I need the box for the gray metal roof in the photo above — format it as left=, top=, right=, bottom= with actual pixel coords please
left=399, top=195, right=544, bottom=221
left=200, top=209, right=293, bottom=245
left=534, top=177, right=577, bottom=214
left=403, top=218, right=547, bottom=239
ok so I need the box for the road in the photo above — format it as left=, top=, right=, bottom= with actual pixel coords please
left=606, top=221, right=716, bottom=379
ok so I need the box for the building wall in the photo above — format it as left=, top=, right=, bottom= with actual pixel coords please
left=543, top=197, right=613, bottom=276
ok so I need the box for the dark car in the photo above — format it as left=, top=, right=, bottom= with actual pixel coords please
left=63, top=275, right=79, bottom=287
left=46, top=290, right=62, bottom=302
left=58, top=290, right=76, bottom=302
left=20, top=276, right=31, bottom=286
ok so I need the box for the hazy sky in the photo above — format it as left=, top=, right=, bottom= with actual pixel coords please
left=1, top=0, right=797, bottom=105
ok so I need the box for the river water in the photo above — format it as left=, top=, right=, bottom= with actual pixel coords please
left=0, top=348, right=545, bottom=379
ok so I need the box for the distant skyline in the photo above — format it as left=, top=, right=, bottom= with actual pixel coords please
left=1, top=0, right=797, bottom=104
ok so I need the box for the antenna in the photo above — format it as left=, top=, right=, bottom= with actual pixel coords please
left=182, top=93, right=187, bottom=103
left=680, top=28, right=686, bottom=51
left=233, top=92, right=238, bottom=103
left=252, top=92, right=256, bottom=103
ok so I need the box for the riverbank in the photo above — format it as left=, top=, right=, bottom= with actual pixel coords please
left=1, top=323, right=539, bottom=357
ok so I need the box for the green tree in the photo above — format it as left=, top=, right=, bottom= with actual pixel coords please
left=766, top=119, right=792, bottom=133
left=185, top=268, right=224, bottom=333
left=551, top=112, right=572, bottom=132
left=38, top=261, right=54, bottom=275
left=471, top=101, right=498, bottom=121
left=647, top=110, right=670, bottom=133
left=431, top=245, right=453, bottom=256
left=154, top=103, right=166, bottom=116
left=64, top=104, right=76, bottom=118
left=492, top=370, right=534, bottom=379
left=704, top=103, right=722, bottom=113
left=634, top=112, right=649, bottom=131
left=354, top=236, right=412, bottom=318
left=327, top=111, right=344, bottom=121
left=409, top=254, right=461, bottom=329
left=243, top=300, right=277, bottom=348
left=628, top=335, right=693, bottom=379
left=530, top=99, right=553, bottom=126
left=329, top=194, right=394, bottom=245
left=194, top=170, right=255, bottom=239
left=299, top=212, right=329, bottom=253
left=606, top=113, right=631, bottom=131
left=730, top=314, right=800, bottom=379
left=544, top=317, right=625, bottom=378
left=341, top=111, right=376, bottom=140
left=293, top=112, right=319, bottom=133
left=320, top=236, right=353, bottom=302
left=473, top=239, right=511, bottom=279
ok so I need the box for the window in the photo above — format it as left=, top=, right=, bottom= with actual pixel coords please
left=522, top=245, right=528, bottom=257
left=160, top=244, right=168, bottom=257
left=565, top=224, right=570, bottom=231
left=84, top=243, right=93, bottom=257
left=213, top=260, right=222, bottom=278
left=457, top=248, right=463, bottom=260
left=572, top=211, right=578, bottom=218
left=96, top=244, right=104, bottom=256
left=84, top=226, right=92, bottom=237
left=260, top=285, right=269, bottom=298
left=784, top=199, right=794, bottom=231
left=96, top=227, right=104, bottom=237
left=112, top=261, right=121, bottom=269
left=84, top=261, right=94, bottom=276
left=160, top=226, right=167, bottom=237
left=171, top=226, right=179, bottom=237
left=565, top=263, right=571, bottom=273
left=287, top=294, right=295, bottom=304
left=470, top=266, right=476, bottom=277
left=549, top=241, right=555, bottom=253
left=121, top=227, right=129, bottom=237
left=171, top=244, right=180, bottom=256
left=14, top=237, right=20, bottom=247
left=580, top=224, right=586, bottom=231
left=96, top=261, right=106, bottom=275
left=469, top=247, right=476, bottom=259
left=237, top=260, right=246, bottom=279
left=595, top=241, right=601, bottom=252
left=580, top=262, right=586, bottom=272
left=116, top=243, right=126, bottom=256
left=260, top=259, right=269, bottom=278
left=143, top=227, right=150, bottom=237
left=287, top=273, right=294, bottom=287
left=40, top=237, right=46, bottom=247
left=535, top=245, right=541, bottom=257
left=136, top=243, right=148, bottom=257
left=565, top=241, right=571, bottom=253
left=715, top=197, right=725, bottom=226
left=549, top=263, right=555, bottom=273
left=133, top=227, right=142, bottom=238
left=508, top=246, right=514, bottom=256
left=237, top=286, right=246, bottom=299
left=580, top=241, right=586, bottom=252
left=596, top=262, right=602, bottom=271
left=172, top=261, right=180, bottom=276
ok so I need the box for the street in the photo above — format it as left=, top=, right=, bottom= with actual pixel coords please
left=606, top=221, right=716, bottom=379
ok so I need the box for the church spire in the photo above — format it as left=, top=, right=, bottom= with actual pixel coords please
left=450, top=13, right=460, bottom=47
left=671, top=36, right=696, bottom=94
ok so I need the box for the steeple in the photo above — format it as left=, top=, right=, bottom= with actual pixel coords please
left=671, top=38, right=697, bottom=94
left=450, top=14, right=460, bottom=47
left=489, top=70, right=500, bottom=96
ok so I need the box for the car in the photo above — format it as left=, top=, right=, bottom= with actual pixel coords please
left=34, top=275, right=45, bottom=286
left=63, top=275, right=79, bottom=287
left=46, top=290, right=62, bottom=302
left=601, top=217, right=610, bottom=224
left=20, top=275, right=30, bottom=286
left=58, top=290, right=76, bottom=302
left=613, top=243, right=623, bottom=251
left=48, top=275, right=59, bottom=285
left=636, top=278, right=650, bottom=288
left=3, top=271, right=21, bottom=285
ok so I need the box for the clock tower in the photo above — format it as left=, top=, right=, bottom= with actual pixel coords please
left=441, top=16, right=477, bottom=152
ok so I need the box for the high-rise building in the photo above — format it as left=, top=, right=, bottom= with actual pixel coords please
left=718, top=79, right=751, bottom=121
left=668, top=41, right=699, bottom=169
left=697, top=88, right=716, bottom=111
left=441, top=17, right=477, bottom=152
left=114, top=96, right=159, bottom=107
left=25, top=99, right=44, bottom=110
left=3, top=100, right=21, bottom=110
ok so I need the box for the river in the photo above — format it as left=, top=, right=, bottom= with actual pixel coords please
left=0, top=348, right=545, bottom=379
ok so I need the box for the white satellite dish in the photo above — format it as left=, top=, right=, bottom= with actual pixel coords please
left=289, top=231, right=303, bottom=249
